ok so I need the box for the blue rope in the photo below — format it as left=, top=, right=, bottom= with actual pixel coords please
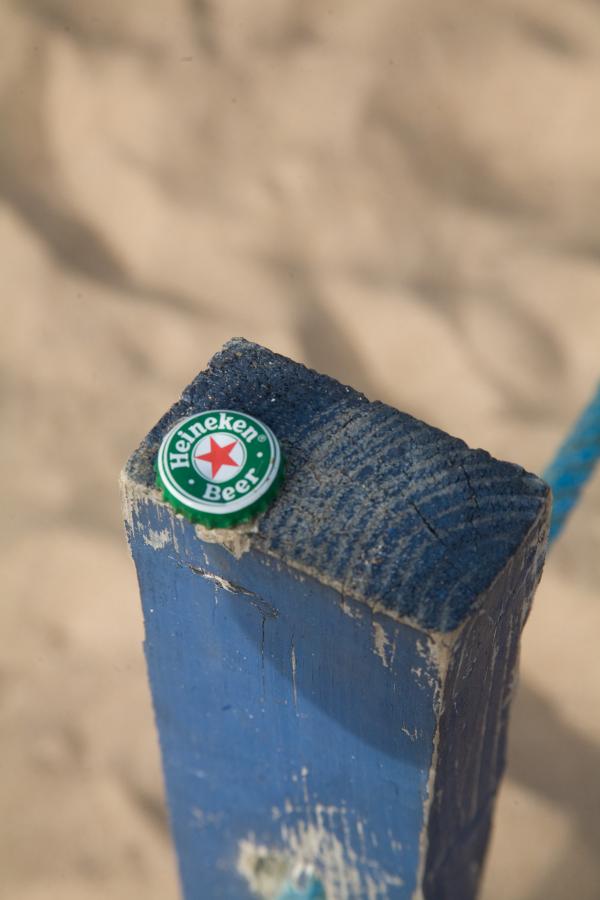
left=544, top=382, right=600, bottom=545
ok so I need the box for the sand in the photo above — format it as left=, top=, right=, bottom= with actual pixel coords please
left=2, top=1, right=599, bottom=897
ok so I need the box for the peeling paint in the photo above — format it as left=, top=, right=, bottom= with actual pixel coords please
left=291, top=639, right=298, bottom=709
left=339, top=597, right=363, bottom=621
left=278, top=863, right=325, bottom=899
left=238, top=838, right=290, bottom=898
left=118, top=468, right=138, bottom=535
left=123, top=340, right=550, bottom=900
left=143, top=527, right=170, bottom=550
left=287, top=812, right=402, bottom=900
left=121, top=465, right=259, bottom=560
left=238, top=812, right=404, bottom=900
left=372, top=621, right=390, bottom=668
left=411, top=718, right=440, bottom=900
left=119, top=474, right=182, bottom=554
left=185, top=563, right=278, bottom=619
left=401, top=724, right=419, bottom=742
left=411, top=630, right=462, bottom=900
left=238, top=767, right=405, bottom=900
left=194, top=518, right=257, bottom=558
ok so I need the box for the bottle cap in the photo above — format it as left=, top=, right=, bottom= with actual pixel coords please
left=155, top=410, right=284, bottom=528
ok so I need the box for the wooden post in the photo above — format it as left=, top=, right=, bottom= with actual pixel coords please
left=121, top=339, right=550, bottom=900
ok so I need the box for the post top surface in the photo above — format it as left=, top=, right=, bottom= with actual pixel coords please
left=124, top=338, right=550, bottom=632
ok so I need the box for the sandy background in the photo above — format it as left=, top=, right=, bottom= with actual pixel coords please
left=2, top=1, right=600, bottom=898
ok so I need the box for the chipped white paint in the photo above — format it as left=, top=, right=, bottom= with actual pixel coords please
left=119, top=474, right=182, bottom=554
left=121, top=467, right=257, bottom=558
left=401, top=724, right=419, bottom=742
left=339, top=597, right=364, bottom=621
left=415, top=631, right=459, bottom=710
left=418, top=632, right=456, bottom=685
left=288, top=861, right=321, bottom=893
left=238, top=768, right=404, bottom=900
left=372, top=620, right=392, bottom=669
left=411, top=628, right=462, bottom=900
left=194, top=518, right=258, bottom=558
left=237, top=840, right=326, bottom=900
left=118, top=468, right=138, bottom=535
left=411, top=713, right=440, bottom=900
left=143, top=527, right=170, bottom=550
left=300, top=766, right=310, bottom=810
left=291, top=640, right=298, bottom=709
left=285, top=811, right=403, bottom=900
left=193, top=567, right=247, bottom=595
left=387, top=832, right=403, bottom=854
left=235, top=623, right=466, bottom=900
left=237, top=838, right=290, bottom=898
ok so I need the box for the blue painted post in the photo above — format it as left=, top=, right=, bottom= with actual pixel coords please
left=121, top=339, right=550, bottom=900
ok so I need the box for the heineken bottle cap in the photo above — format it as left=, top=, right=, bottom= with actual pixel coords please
left=155, top=410, right=284, bottom=528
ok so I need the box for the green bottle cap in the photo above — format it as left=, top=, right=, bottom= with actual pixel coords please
left=155, top=410, right=284, bottom=528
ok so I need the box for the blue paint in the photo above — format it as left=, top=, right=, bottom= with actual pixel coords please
left=544, top=381, right=600, bottom=544
left=422, top=514, right=547, bottom=898
left=276, top=876, right=326, bottom=899
left=129, top=498, right=439, bottom=898
left=123, top=339, right=551, bottom=898
left=128, top=338, right=549, bottom=632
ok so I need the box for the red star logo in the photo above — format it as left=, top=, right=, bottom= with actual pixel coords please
left=196, top=437, right=239, bottom=479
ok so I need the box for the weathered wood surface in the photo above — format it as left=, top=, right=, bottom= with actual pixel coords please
left=121, top=338, right=550, bottom=900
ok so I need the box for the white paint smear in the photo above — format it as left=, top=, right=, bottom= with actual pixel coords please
left=143, top=528, right=170, bottom=550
